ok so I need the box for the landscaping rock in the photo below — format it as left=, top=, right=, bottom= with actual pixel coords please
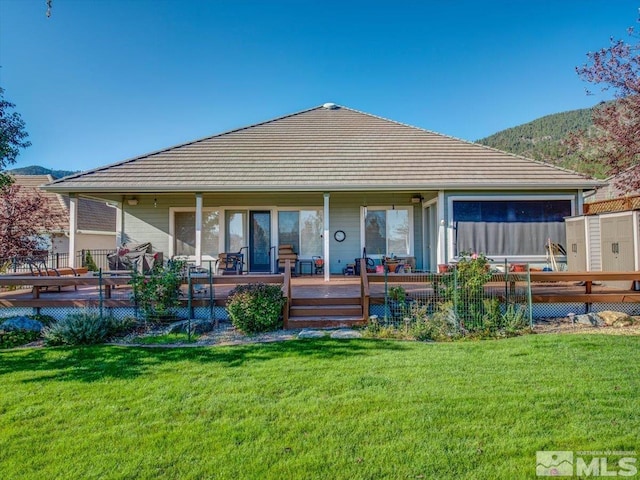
left=165, top=319, right=215, bottom=334
left=598, top=311, right=634, bottom=327
left=0, top=317, right=44, bottom=332
left=330, top=329, right=362, bottom=339
left=298, top=329, right=326, bottom=339
left=573, top=313, right=604, bottom=327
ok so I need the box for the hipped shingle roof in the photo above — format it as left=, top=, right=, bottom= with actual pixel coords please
left=45, top=104, right=601, bottom=193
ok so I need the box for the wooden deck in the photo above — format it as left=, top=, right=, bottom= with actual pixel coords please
left=1, top=270, right=640, bottom=327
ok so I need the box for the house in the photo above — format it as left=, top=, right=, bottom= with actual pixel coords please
left=13, top=175, right=117, bottom=255
left=43, top=103, right=602, bottom=278
left=589, top=164, right=640, bottom=202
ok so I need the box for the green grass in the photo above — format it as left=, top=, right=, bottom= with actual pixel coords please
left=133, top=332, right=201, bottom=345
left=0, top=335, right=638, bottom=479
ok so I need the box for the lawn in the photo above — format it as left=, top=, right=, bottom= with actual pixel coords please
left=0, top=335, right=638, bottom=479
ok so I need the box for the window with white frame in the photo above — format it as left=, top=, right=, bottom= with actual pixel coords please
left=364, top=207, right=411, bottom=256
left=174, top=210, right=219, bottom=256
left=278, top=209, right=323, bottom=258
left=452, top=199, right=572, bottom=256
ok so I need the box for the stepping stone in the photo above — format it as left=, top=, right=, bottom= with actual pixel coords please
left=298, top=329, right=326, bottom=339
left=330, top=329, right=362, bottom=339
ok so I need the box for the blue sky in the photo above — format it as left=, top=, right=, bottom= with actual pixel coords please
left=0, top=0, right=636, bottom=172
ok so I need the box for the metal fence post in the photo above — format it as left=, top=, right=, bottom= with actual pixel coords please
left=208, top=267, right=216, bottom=327
left=187, top=268, right=192, bottom=342
left=527, top=265, right=533, bottom=328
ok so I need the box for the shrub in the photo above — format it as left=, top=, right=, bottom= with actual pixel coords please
left=84, top=250, right=99, bottom=272
left=130, top=260, right=185, bottom=322
left=42, top=312, right=131, bottom=346
left=227, top=283, right=286, bottom=333
left=364, top=302, right=460, bottom=342
left=0, top=329, right=41, bottom=349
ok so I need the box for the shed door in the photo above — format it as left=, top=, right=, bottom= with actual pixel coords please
left=601, top=214, right=634, bottom=288
left=566, top=218, right=586, bottom=271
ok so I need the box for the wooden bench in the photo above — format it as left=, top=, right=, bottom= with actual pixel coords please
left=24, top=263, right=89, bottom=294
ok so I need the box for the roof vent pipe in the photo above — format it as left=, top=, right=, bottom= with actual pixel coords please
left=322, top=102, right=337, bottom=109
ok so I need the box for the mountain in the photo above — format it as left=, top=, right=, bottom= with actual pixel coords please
left=476, top=105, right=607, bottom=178
left=8, top=165, right=78, bottom=179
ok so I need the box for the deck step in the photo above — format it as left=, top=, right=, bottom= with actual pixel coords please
left=287, top=316, right=366, bottom=329
left=289, top=304, right=362, bottom=317
left=291, top=296, right=362, bottom=306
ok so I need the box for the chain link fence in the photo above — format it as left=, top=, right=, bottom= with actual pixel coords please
left=368, top=269, right=532, bottom=338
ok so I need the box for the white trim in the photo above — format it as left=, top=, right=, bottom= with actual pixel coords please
left=323, top=193, right=330, bottom=282
left=195, top=193, right=203, bottom=266
left=76, top=230, right=117, bottom=236
left=68, top=194, right=78, bottom=268
left=115, top=200, right=123, bottom=246
left=437, top=191, right=445, bottom=265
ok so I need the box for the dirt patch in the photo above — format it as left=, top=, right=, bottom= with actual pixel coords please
left=533, top=317, right=640, bottom=336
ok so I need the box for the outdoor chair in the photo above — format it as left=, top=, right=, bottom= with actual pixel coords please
left=312, top=256, right=324, bottom=275
left=278, top=245, right=298, bottom=274
left=217, top=252, right=244, bottom=275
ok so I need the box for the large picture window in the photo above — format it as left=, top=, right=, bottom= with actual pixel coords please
left=452, top=199, right=572, bottom=256
left=278, top=209, right=323, bottom=258
left=174, top=210, right=219, bottom=256
left=364, top=208, right=411, bottom=256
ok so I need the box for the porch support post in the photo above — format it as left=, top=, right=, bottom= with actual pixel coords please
left=437, top=190, right=446, bottom=265
left=115, top=200, right=124, bottom=247
left=323, top=192, right=330, bottom=282
left=195, top=193, right=203, bottom=266
left=68, top=193, right=78, bottom=268
left=576, top=189, right=584, bottom=216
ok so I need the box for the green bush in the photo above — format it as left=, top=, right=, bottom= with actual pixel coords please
left=0, top=329, right=41, bottom=349
left=130, top=260, right=185, bottom=322
left=227, top=283, right=286, bottom=333
left=84, top=251, right=99, bottom=272
left=42, top=312, right=132, bottom=346
left=364, top=302, right=460, bottom=342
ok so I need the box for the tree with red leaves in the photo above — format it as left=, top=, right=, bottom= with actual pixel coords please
left=0, top=183, right=59, bottom=259
left=570, top=22, right=640, bottom=193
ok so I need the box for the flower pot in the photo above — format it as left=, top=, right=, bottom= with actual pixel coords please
left=438, top=264, right=450, bottom=273
left=511, top=263, right=527, bottom=273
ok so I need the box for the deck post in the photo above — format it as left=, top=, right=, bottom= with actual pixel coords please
left=195, top=193, right=203, bottom=267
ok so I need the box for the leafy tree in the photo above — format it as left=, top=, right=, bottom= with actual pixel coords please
left=0, top=87, right=31, bottom=188
left=0, top=184, right=57, bottom=258
left=569, top=20, right=640, bottom=192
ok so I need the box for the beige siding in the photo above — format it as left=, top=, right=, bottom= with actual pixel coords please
left=587, top=216, right=602, bottom=271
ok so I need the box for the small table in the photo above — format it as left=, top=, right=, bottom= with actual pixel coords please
left=298, top=259, right=314, bottom=276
